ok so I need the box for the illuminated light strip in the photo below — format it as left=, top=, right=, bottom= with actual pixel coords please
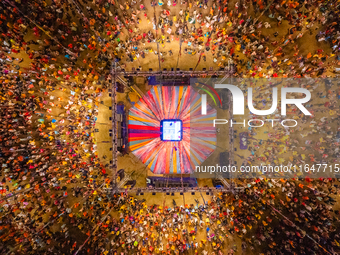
left=197, top=87, right=217, bottom=107
left=198, top=82, right=223, bottom=107
left=131, top=86, right=142, bottom=98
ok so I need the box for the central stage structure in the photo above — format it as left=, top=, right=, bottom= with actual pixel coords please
left=128, top=85, right=217, bottom=175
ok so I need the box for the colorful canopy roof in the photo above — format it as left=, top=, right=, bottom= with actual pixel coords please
left=128, top=86, right=216, bottom=174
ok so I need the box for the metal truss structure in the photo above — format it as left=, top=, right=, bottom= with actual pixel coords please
left=106, top=186, right=245, bottom=194
left=112, top=69, right=232, bottom=77
left=110, top=65, right=237, bottom=192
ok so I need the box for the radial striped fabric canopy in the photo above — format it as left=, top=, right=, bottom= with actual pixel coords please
left=128, top=86, right=216, bottom=174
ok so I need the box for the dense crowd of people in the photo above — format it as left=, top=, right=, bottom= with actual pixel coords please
left=0, top=0, right=340, bottom=254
